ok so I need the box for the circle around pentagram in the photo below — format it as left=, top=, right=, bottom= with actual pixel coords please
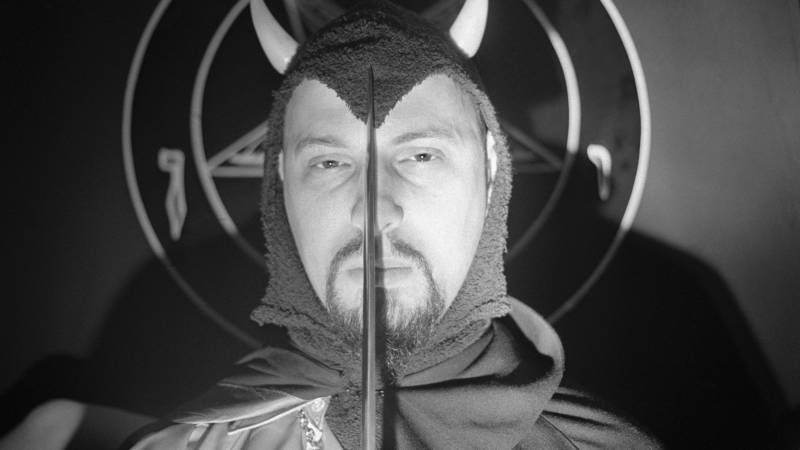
left=122, top=0, right=650, bottom=346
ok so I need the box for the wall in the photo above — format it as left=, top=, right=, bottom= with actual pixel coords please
left=616, top=0, right=800, bottom=407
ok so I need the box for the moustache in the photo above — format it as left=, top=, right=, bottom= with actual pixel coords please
left=327, top=234, right=430, bottom=285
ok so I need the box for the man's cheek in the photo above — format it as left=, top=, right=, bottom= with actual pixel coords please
left=285, top=191, right=327, bottom=276
left=433, top=193, right=482, bottom=285
left=310, top=198, right=355, bottom=263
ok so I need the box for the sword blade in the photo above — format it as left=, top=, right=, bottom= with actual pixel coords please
left=361, top=66, right=378, bottom=450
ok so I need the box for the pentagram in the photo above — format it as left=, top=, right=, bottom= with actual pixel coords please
left=122, top=0, right=650, bottom=346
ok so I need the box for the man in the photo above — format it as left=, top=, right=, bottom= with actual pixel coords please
left=132, top=0, right=659, bottom=448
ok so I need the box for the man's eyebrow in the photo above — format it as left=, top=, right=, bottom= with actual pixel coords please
left=390, top=125, right=460, bottom=146
left=292, top=134, right=347, bottom=154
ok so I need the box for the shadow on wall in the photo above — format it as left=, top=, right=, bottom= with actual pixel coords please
left=542, top=230, right=791, bottom=449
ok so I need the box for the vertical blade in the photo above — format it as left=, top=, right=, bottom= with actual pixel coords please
left=361, top=66, right=378, bottom=450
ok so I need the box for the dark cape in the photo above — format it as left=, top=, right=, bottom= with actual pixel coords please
left=131, top=299, right=658, bottom=449
left=186, top=299, right=561, bottom=449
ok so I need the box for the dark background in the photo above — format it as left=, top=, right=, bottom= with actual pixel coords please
left=3, top=0, right=799, bottom=448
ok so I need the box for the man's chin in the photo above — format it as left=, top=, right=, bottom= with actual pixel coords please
left=326, top=290, right=444, bottom=375
left=328, top=284, right=431, bottom=326
left=327, top=294, right=434, bottom=333
left=324, top=253, right=445, bottom=375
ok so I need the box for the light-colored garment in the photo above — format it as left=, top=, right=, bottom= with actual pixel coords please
left=132, top=396, right=344, bottom=450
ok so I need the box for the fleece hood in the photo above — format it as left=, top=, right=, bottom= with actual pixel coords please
left=251, top=0, right=514, bottom=382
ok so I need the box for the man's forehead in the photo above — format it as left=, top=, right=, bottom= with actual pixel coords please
left=284, top=74, right=482, bottom=149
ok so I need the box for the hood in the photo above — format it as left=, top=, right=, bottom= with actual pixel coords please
left=251, top=0, right=514, bottom=382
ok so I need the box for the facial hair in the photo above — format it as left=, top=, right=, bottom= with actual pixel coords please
left=325, top=234, right=445, bottom=375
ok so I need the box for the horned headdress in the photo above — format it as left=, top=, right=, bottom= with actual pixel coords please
left=250, top=0, right=514, bottom=386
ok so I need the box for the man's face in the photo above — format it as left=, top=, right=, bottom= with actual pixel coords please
left=281, top=74, right=492, bottom=338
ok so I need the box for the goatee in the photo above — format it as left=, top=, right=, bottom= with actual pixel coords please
left=325, top=235, right=445, bottom=379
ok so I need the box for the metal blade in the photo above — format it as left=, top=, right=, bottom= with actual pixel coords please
left=361, top=66, right=378, bottom=450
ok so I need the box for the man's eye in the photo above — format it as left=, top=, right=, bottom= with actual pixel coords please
left=315, top=160, right=343, bottom=169
left=411, top=153, right=435, bottom=163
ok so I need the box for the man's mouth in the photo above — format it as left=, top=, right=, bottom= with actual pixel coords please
left=344, top=266, right=414, bottom=287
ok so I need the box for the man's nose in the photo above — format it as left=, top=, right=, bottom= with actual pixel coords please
left=350, top=180, right=403, bottom=234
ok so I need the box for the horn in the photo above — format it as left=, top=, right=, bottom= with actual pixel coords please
left=250, top=0, right=299, bottom=74
left=448, top=0, right=488, bottom=57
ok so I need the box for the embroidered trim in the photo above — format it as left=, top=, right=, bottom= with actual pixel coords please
left=298, top=405, right=325, bottom=450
